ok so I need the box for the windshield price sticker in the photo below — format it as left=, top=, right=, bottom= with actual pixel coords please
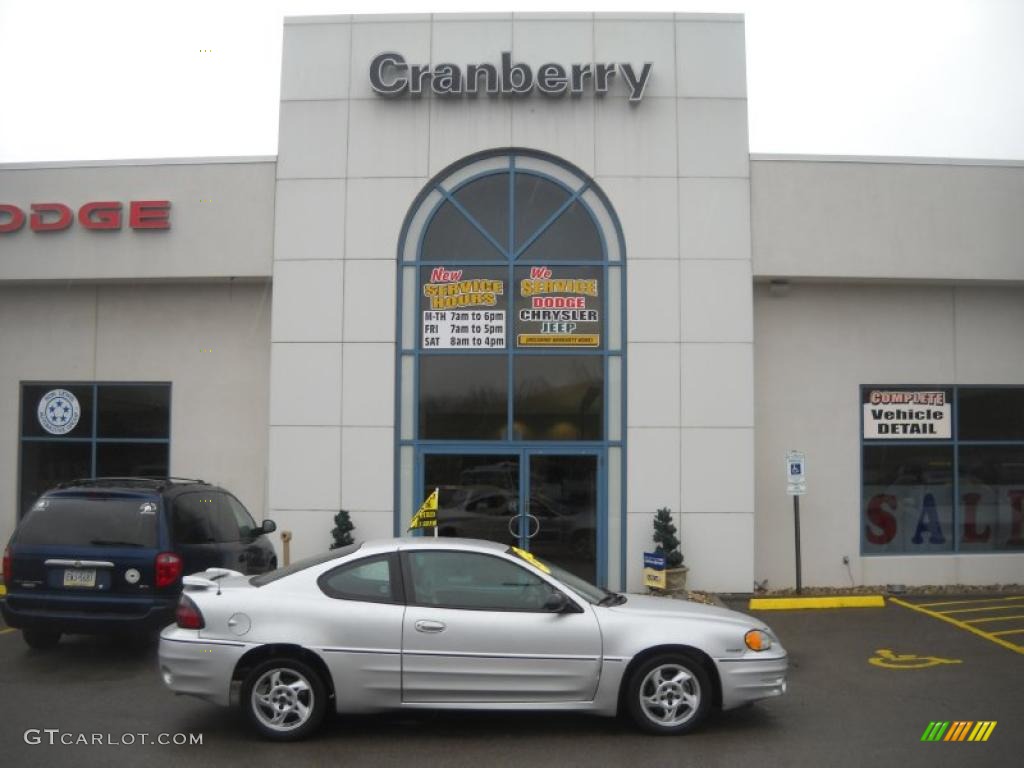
left=421, top=266, right=506, bottom=349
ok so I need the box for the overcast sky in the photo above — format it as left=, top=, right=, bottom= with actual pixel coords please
left=0, top=0, right=1021, bottom=164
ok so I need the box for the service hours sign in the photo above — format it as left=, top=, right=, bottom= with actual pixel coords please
left=421, top=266, right=506, bottom=349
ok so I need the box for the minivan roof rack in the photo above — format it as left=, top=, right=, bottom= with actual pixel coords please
left=55, top=476, right=207, bottom=490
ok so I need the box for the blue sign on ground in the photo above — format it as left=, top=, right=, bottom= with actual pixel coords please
left=644, top=552, right=667, bottom=570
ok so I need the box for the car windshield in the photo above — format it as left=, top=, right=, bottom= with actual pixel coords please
left=14, top=496, right=159, bottom=548
left=249, top=544, right=361, bottom=586
left=506, top=547, right=609, bottom=604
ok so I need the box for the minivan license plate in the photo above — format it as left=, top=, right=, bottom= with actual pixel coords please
left=63, top=569, right=96, bottom=588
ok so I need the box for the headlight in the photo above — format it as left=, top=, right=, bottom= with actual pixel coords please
left=744, top=629, right=773, bottom=651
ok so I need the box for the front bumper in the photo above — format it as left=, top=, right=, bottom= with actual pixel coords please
left=158, top=625, right=252, bottom=707
left=716, top=654, right=789, bottom=710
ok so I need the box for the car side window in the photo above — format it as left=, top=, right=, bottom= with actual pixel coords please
left=224, top=494, right=258, bottom=539
left=406, top=550, right=555, bottom=611
left=318, top=555, right=400, bottom=604
left=208, top=493, right=244, bottom=543
left=172, top=494, right=216, bottom=545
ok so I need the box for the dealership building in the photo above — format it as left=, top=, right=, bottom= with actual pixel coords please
left=2, top=12, right=1022, bottom=593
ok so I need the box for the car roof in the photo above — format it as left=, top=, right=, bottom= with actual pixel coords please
left=358, top=537, right=511, bottom=556
left=49, top=477, right=220, bottom=497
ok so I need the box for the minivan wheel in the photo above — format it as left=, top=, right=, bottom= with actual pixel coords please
left=23, top=629, right=61, bottom=650
left=241, top=658, right=327, bottom=741
left=625, top=654, right=711, bottom=735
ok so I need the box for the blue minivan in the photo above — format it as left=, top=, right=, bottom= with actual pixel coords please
left=1, top=477, right=277, bottom=648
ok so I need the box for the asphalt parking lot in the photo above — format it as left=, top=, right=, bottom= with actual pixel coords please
left=0, top=595, right=1020, bottom=768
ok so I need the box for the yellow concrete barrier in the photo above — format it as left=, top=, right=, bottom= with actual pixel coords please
left=749, top=595, right=886, bottom=610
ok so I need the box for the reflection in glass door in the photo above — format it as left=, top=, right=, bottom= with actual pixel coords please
left=527, top=454, right=598, bottom=583
left=421, top=451, right=599, bottom=583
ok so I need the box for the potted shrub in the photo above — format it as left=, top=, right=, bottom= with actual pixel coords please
left=653, top=507, right=688, bottom=592
left=330, top=509, right=355, bottom=549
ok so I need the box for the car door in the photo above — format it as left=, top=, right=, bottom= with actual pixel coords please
left=223, top=493, right=272, bottom=573
left=170, top=492, right=223, bottom=574
left=400, top=548, right=602, bottom=703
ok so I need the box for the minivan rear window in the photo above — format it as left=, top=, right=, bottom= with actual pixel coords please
left=14, top=496, right=159, bottom=549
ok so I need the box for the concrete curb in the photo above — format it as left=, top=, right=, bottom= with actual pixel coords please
left=749, top=595, right=886, bottom=610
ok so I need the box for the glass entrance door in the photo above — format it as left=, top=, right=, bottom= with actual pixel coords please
left=421, top=450, right=600, bottom=583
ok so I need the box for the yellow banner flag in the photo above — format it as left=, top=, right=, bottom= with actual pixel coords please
left=409, top=488, right=439, bottom=530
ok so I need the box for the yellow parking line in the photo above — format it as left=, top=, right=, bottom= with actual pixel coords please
left=749, top=595, right=885, bottom=610
left=0, top=628, right=15, bottom=635
left=889, top=597, right=1024, bottom=656
left=917, top=595, right=1024, bottom=608
left=937, top=605, right=1024, bottom=615
left=991, top=629, right=1024, bottom=637
left=964, top=614, right=1024, bottom=624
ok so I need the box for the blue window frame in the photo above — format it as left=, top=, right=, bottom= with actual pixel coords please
left=18, top=382, right=172, bottom=516
left=395, top=150, right=627, bottom=588
left=861, top=384, right=1024, bottom=555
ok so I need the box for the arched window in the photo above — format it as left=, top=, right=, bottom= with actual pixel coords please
left=395, top=150, right=625, bottom=588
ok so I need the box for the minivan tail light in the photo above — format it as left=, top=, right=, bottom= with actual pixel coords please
left=155, top=552, right=183, bottom=588
left=175, top=594, right=205, bottom=629
left=2, top=546, right=11, bottom=586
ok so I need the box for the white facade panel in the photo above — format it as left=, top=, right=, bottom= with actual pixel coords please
left=281, top=22, right=352, bottom=101
left=277, top=100, right=349, bottom=179
left=680, top=512, right=754, bottom=592
left=595, top=97, right=678, bottom=177
left=681, top=344, right=754, bottom=428
left=269, top=426, right=342, bottom=510
left=600, top=177, right=678, bottom=260
left=675, top=21, right=747, bottom=98
left=678, top=178, right=751, bottom=260
left=627, top=344, right=681, bottom=428
left=680, top=260, right=753, bottom=342
left=274, top=179, right=347, bottom=260
left=346, top=178, right=425, bottom=260
left=340, top=426, right=394, bottom=510
left=594, top=19, right=676, bottom=99
left=270, top=342, right=343, bottom=426
left=677, top=99, right=750, bottom=178
left=341, top=343, right=395, bottom=427
left=627, top=260, right=681, bottom=342
left=271, top=260, right=344, bottom=342
left=626, top=428, right=682, bottom=516
left=347, top=99, right=430, bottom=178
left=342, top=260, right=396, bottom=342
left=680, top=428, right=755, bottom=513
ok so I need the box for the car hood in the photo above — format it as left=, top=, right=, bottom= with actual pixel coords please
left=603, top=594, right=757, bottom=628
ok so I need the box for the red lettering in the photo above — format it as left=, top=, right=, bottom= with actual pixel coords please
left=0, top=204, right=25, bottom=233
left=1008, top=490, right=1024, bottom=546
left=78, top=201, right=122, bottom=230
left=960, top=492, right=991, bottom=543
left=429, top=267, right=463, bottom=283
left=865, top=494, right=898, bottom=545
left=529, top=266, right=553, bottom=279
left=129, top=200, right=170, bottom=230
left=30, top=203, right=72, bottom=232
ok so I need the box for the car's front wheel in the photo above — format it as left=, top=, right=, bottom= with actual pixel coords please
left=241, top=658, right=327, bottom=741
left=22, top=629, right=61, bottom=650
left=625, top=653, right=712, bottom=735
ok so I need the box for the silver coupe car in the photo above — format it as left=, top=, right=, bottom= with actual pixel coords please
left=158, top=538, right=787, bottom=741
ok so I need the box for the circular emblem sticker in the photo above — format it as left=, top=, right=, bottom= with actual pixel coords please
left=37, top=389, right=81, bottom=435
left=124, top=568, right=141, bottom=585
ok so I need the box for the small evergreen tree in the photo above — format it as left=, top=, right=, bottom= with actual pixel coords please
left=330, top=509, right=355, bottom=549
left=653, top=507, right=683, bottom=568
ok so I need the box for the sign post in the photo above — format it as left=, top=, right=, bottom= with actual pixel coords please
left=786, top=451, right=806, bottom=594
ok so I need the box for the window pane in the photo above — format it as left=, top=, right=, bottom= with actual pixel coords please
left=518, top=200, right=602, bottom=262
left=95, top=442, right=169, bottom=479
left=97, top=385, right=170, bottom=438
left=514, top=356, right=603, bottom=441
left=958, top=388, right=1024, bottom=441
left=419, top=356, right=508, bottom=439
left=319, top=555, right=396, bottom=603
left=862, top=445, right=954, bottom=554
left=16, top=497, right=158, bottom=548
left=452, top=173, right=509, bottom=252
left=421, top=200, right=503, bottom=262
left=514, top=265, right=603, bottom=350
left=424, top=453, right=518, bottom=545
left=407, top=550, right=554, bottom=611
left=514, top=174, right=569, bottom=253
left=172, top=494, right=216, bottom=545
left=19, top=441, right=92, bottom=516
left=958, top=446, right=1024, bottom=551
left=225, top=495, right=258, bottom=539
left=21, top=383, right=94, bottom=439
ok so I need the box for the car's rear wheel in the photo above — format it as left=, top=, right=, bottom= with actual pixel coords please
left=242, top=658, right=327, bottom=741
left=625, top=653, right=711, bottom=735
left=22, top=629, right=61, bottom=650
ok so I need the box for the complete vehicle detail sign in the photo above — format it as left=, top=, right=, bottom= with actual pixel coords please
left=863, top=390, right=951, bottom=439
left=370, top=52, right=653, bottom=102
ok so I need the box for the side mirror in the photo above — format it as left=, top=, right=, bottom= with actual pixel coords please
left=261, top=519, right=277, bottom=535
left=543, top=589, right=578, bottom=614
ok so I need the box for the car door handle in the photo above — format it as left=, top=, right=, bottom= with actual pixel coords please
left=414, top=620, right=446, bottom=633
